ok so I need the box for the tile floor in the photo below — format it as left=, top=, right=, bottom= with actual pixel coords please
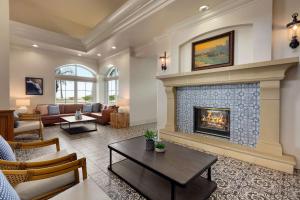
left=15, top=123, right=300, bottom=200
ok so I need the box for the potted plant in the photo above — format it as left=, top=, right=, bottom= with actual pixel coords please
left=155, top=142, right=166, bottom=153
left=144, top=130, right=157, bottom=151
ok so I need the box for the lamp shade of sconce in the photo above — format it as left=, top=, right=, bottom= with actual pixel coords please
left=16, top=99, right=31, bottom=113
left=286, top=13, right=300, bottom=49
left=117, top=97, right=129, bottom=113
left=160, top=52, right=167, bottom=71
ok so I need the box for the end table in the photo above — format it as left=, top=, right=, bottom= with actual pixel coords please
left=110, top=112, right=129, bottom=128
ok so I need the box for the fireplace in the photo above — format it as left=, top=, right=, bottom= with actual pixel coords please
left=194, top=107, right=230, bottom=139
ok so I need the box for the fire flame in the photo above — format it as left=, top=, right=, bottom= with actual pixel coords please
left=202, top=110, right=227, bottom=130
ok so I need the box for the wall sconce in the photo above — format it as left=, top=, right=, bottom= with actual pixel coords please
left=286, top=13, right=300, bottom=49
left=160, top=51, right=167, bottom=71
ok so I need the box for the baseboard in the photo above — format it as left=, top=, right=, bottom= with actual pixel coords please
left=130, top=118, right=157, bottom=126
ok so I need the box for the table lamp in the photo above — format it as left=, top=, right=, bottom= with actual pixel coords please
left=117, top=97, right=129, bottom=113
left=16, top=99, right=30, bottom=113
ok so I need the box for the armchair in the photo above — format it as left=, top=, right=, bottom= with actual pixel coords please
left=0, top=138, right=77, bottom=170
left=14, top=114, right=44, bottom=140
left=3, top=158, right=87, bottom=200
left=14, top=113, right=44, bottom=140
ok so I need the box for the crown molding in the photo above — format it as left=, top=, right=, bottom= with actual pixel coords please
left=10, top=21, right=86, bottom=52
left=165, top=0, right=253, bottom=34
left=82, top=0, right=175, bottom=50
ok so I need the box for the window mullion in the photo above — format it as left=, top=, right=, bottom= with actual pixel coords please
left=75, top=81, right=78, bottom=104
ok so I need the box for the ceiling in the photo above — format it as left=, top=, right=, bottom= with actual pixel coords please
left=9, top=0, right=128, bottom=39
left=9, top=0, right=240, bottom=59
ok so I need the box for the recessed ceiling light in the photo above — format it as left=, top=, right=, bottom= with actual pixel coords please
left=77, top=53, right=82, bottom=57
left=112, top=46, right=116, bottom=50
left=32, top=44, right=39, bottom=48
left=199, top=5, right=209, bottom=12
left=97, top=53, right=102, bottom=57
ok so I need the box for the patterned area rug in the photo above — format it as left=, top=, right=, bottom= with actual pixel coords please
left=15, top=123, right=300, bottom=200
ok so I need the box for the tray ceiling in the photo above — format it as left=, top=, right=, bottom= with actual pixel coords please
left=9, top=0, right=128, bottom=39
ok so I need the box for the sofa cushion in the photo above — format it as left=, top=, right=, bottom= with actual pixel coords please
left=15, top=171, right=75, bottom=200
left=83, top=104, right=92, bottom=113
left=0, top=171, right=20, bottom=200
left=64, top=104, right=83, bottom=114
left=14, top=121, right=40, bottom=134
left=36, top=105, right=49, bottom=116
left=48, top=105, right=60, bottom=115
left=92, top=103, right=102, bottom=112
left=0, top=136, right=16, bottom=161
left=29, top=150, right=68, bottom=162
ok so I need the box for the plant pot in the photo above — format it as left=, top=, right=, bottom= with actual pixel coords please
left=155, top=148, right=166, bottom=153
left=145, top=139, right=155, bottom=151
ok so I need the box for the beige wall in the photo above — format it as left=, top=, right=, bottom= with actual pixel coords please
left=273, top=0, right=300, bottom=168
left=130, top=57, right=157, bottom=125
left=10, top=45, right=98, bottom=111
left=98, top=49, right=157, bottom=126
left=0, top=0, right=10, bottom=109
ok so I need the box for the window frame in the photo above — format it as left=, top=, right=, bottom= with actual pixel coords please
left=55, top=64, right=97, bottom=104
left=105, top=67, right=119, bottom=105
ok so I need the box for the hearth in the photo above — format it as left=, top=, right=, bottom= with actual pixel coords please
left=194, top=107, right=230, bottom=139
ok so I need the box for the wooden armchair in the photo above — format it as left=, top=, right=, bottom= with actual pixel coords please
left=14, top=113, right=44, bottom=140
left=0, top=138, right=75, bottom=171
left=3, top=158, right=87, bottom=200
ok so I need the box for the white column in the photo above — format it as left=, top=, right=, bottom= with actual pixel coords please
left=0, top=0, right=10, bottom=109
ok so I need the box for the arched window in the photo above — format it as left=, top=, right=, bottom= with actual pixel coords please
left=55, top=64, right=97, bottom=104
left=105, top=67, right=119, bottom=105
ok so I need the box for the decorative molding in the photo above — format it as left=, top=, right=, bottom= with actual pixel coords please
left=10, top=21, right=85, bottom=52
left=82, top=0, right=175, bottom=50
left=157, top=57, right=299, bottom=87
left=166, top=0, right=254, bottom=34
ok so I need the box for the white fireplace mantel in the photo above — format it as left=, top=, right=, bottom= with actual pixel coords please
left=156, top=57, right=299, bottom=173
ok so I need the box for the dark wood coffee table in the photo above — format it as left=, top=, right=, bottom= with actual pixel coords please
left=108, top=136, right=217, bottom=200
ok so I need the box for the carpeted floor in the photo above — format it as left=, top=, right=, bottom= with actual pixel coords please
left=15, top=123, right=300, bottom=200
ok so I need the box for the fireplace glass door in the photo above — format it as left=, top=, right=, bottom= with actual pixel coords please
left=194, top=107, right=230, bottom=139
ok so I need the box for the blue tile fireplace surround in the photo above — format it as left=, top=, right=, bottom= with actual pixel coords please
left=176, top=83, right=260, bottom=147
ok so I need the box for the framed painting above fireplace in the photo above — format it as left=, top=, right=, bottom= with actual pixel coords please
left=192, top=31, right=234, bottom=71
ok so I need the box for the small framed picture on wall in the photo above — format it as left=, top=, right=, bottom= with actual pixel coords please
left=25, top=77, right=43, bottom=95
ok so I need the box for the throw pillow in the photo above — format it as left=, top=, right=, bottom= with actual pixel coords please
left=92, top=103, right=102, bottom=112
left=48, top=105, right=60, bottom=115
left=0, top=171, right=20, bottom=200
left=0, top=136, right=16, bottom=161
left=83, top=104, right=92, bottom=113
left=13, top=111, right=19, bottom=128
left=36, top=105, right=48, bottom=115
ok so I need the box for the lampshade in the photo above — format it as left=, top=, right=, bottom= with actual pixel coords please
left=16, top=99, right=31, bottom=107
left=117, top=97, right=129, bottom=107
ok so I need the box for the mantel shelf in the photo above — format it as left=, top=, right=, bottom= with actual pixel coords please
left=156, top=57, right=299, bottom=87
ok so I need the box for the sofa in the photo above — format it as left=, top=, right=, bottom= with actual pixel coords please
left=35, top=104, right=118, bottom=126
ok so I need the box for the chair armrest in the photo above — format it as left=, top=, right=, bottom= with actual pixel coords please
left=8, top=138, right=60, bottom=152
left=3, top=157, right=87, bottom=187
left=19, top=113, right=41, bottom=121
left=0, top=153, right=78, bottom=170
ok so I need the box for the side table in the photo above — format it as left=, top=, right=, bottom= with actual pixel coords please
left=110, top=112, right=129, bottom=128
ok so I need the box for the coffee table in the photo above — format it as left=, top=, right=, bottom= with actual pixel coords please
left=60, top=115, right=97, bottom=134
left=108, top=136, right=217, bottom=200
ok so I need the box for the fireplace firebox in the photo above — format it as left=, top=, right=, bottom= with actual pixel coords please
left=194, top=107, right=230, bottom=139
